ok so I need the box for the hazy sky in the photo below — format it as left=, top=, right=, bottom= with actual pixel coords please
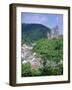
left=21, top=12, right=63, bottom=34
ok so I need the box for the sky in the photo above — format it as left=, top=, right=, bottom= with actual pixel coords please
left=21, top=12, right=63, bottom=34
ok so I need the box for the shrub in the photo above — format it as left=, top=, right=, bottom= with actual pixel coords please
left=21, top=63, right=32, bottom=77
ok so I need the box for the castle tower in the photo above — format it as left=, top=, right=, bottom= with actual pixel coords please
left=47, top=32, right=50, bottom=39
left=51, top=25, right=59, bottom=38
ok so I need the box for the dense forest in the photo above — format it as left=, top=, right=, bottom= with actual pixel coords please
left=21, top=23, right=63, bottom=77
left=21, top=23, right=51, bottom=44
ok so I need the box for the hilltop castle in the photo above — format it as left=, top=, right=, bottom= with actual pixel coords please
left=47, top=25, right=60, bottom=39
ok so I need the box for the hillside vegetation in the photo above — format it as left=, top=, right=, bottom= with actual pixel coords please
left=21, top=23, right=63, bottom=77
left=22, top=23, right=51, bottom=44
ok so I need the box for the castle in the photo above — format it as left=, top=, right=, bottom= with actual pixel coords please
left=47, top=25, right=60, bottom=39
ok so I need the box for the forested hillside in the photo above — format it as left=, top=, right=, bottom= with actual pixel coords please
left=21, top=23, right=63, bottom=77
left=21, top=23, right=51, bottom=45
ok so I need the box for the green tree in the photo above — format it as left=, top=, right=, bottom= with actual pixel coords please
left=21, top=63, right=32, bottom=77
left=33, top=38, right=63, bottom=75
left=22, top=63, right=41, bottom=77
left=31, top=69, right=41, bottom=76
left=33, top=38, right=63, bottom=64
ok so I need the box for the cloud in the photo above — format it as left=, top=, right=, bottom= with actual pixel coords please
left=21, top=13, right=49, bottom=24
